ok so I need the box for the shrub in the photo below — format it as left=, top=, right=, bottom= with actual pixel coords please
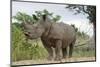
left=12, top=24, right=48, bottom=61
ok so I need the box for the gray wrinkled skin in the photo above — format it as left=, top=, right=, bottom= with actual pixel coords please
left=22, top=15, right=76, bottom=61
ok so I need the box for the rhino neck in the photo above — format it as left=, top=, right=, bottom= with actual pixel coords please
left=41, top=22, right=52, bottom=37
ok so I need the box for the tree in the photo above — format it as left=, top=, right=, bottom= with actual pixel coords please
left=66, top=5, right=96, bottom=40
left=52, top=15, right=61, bottom=22
left=33, top=9, right=61, bottom=22
left=13, top=12, right=36, bottom=24
left=13, top=9, right=61, bottom=24
left=71, top=24, right=78, bottom=32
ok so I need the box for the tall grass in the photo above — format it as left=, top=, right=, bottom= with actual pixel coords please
left=73, top=47, right=95, bottom=57
left=12, top=25, right=48, bottom=61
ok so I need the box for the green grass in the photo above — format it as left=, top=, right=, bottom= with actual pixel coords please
left=73, top=48, right=95, bottom=57
left=12, top=42, right=48, bottom=61
left=12, top=25, right=48, bottom=61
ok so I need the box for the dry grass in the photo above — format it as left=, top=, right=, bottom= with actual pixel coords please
left=12, top=57, right=95, bottom=66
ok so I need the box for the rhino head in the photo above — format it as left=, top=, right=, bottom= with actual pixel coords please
left=22, top=15, right=51, bottom=39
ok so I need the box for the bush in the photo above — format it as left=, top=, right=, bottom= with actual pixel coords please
left=73, top=46, right=95, bottom=57
left=12, top=24, right=48, bottom=61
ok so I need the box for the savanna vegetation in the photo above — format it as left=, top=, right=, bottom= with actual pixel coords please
left=12, top=9, right=95, bottom=62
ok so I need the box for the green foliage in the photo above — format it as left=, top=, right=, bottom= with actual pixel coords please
left=35, top=9, right=53, bottom=18
left=34, top=9, right=61, bottom=22
left=52, top=15, right=61, bottom=22
left=13, top=9, right=61, bottom=24
left=66, top=5, right=96, bottom=23
left=12, top=24, right=48, bottom=61
left=73, top=47, right=95, bottom=57
left=13, top=12, right=36, bottom=24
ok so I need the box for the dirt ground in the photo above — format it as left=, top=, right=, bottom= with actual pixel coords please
left=12, top=57, right=95, bottom=66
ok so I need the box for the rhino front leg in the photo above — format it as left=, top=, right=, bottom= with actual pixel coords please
left=42, top=41, right=54, bottom=60
left=45, top=45, right=54, bottom=60
left=41, top=38, right=54, bottom=60
left=55, top=40, right=62, bottom=61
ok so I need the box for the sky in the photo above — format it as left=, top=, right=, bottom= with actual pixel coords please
left=12, top=1, right=93, bottom=37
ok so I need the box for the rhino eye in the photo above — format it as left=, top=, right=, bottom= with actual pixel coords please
left=28, top=31, right=31, bottom=34
left=25, top=31, right=31, bottom=34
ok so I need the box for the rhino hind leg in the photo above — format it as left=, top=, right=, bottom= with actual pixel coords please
left=69, top=43, right=74, bottom=58
left=62, top=48, right=67, bottom=59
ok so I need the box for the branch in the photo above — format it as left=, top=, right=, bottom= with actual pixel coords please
left=75, top=40, right=89, bottom=47
left=81, top=6, right=91, bottom=16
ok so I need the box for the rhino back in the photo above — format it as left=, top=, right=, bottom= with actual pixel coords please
left=48, top=22, right=76, bottom=42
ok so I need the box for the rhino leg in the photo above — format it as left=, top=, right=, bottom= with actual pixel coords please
left=44, top=45, right=53, bottom=60
left=62, top=47, right=67, bottom=59
left=69, top=39, right=76, bottom=58
left=41, top=39, right=54, bottom=60
left=55, top=40, right=62, bottom=61
left=46, top=47, right=53, bottom=60
left=69, top=43, right=74, bottom=58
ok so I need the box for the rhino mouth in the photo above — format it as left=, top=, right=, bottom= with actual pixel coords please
left=24, top=33, right=32, bottom=39
left=24, top=33, right=29, bottom=37
left=24, top=33, right=39, bottom=40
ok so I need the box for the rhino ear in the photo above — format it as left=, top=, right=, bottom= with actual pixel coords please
left=42, top=14, right=46, bottom=21
left=42, top=14, right=51, bottom=23
left=32, top=14, right=38, bottom=21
